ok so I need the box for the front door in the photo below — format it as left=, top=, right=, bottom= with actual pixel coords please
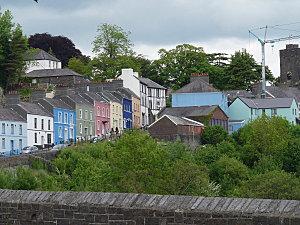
left=64, top=128, right=68, bottom=143
left=41, top=136, right=44, bottom=147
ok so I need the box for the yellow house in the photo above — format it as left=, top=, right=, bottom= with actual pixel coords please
left=98, top=91, right=123, bottom=132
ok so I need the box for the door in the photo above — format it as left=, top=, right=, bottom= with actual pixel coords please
left=64, top=128, right=68, bottom=143
left=41, top=136, right=44, bottom=147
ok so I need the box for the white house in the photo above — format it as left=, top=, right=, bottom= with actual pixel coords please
left=11, top=102, right=54, bottom=148
left=25, top=49, right=61, bottom=73
left=118, top=69, right=167, bottom=127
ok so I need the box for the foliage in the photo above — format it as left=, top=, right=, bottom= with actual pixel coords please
left=93, top=23, right=133, bottom=58
left=201, top=125, right=228, bottom=145
left=67, top=57, right=92, bottom=78
left=223, top=50, right=274, bottom=90
left=0, top=10, right=28, bottom=91
left=19, top=88, right=32, bottom=101
left=28, top=33, right=87, bottom=67
left=234, top=170, right=300, bottom=200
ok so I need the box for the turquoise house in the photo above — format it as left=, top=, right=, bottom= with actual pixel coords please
left=228, top=97, right=299, bottom=133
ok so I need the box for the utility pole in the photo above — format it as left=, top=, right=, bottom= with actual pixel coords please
left=249, top=27, right=300, bottom=98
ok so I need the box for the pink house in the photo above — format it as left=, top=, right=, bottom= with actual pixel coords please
left=81, top=92, right=110, bottom=137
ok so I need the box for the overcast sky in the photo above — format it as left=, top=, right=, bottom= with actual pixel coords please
left=2, top=0, right=300, bottom=77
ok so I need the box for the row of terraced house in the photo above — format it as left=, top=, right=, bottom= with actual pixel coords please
left=0, top=49, right=167, bottom=156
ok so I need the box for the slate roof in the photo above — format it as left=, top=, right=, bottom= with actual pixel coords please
left=224, top=90, right=254, bottom=102
left=239, top=97, right=295, bottom=109
left=40, top=98, right=73, bottom=110
left=16, top=102, right=52, bottom=117
left=158, top=105, right=221, bottom=118
left=25, top=49, right=60, bottom=62
left=26, top=68, right=83, bottom=78
left=67, top=94, right=93, bottom=105
left=98, top=91, right=122, bottom=104
left=117, top=88, right=137, bottom=99
left=139, top=77, right=166, bottom=89
left=149, top=115, right=204, bottom=128
left=0, top=108, right=26, bottom=122
left=81, top=92, right=108, bottom=104
left=174, top=78, right=219, bottom=93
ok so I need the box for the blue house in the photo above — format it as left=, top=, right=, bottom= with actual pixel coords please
left=172, top=73, right=228, bottom=114
left=228, top=97, right=299, bottom=133
left=0, top=108, right=27, bottom=156
left=37, top=98, right=76, bottom=145
left=110, top=91, right=133, bottom=129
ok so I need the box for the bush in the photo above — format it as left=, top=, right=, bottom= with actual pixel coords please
left=201, top=126, right=228, bottom=145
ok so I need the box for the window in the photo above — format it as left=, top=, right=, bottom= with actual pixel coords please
left=1, top=123, right=5, bottom=134
left=2, top=138, right=5, bottom=149
left=58, top=126, right=62, bottom=138
left=64, top=113, right=68, bottom=124
left=79, top=109, right=83, bottom=119
left=41, top=119, right=44, bottom=130
left=70, top=128, right=74, bottom=139
left=58, top=112, right=62, bottom=123
left=255, top=109, right=258, bottom=115
left=102, top=108, right=105, bottom=117
left=48, top=61, right=51, bottom=68
left=48, top=120, right=51, bottom=130
left=47, top=134, right=51, bottom=144
left=156, top=89, right=160, bottom=97
left=262, top=109, right=266, bottom=114
left=90, top=111, right=93, bottom=120
left=251, top=108, right=253, bottom=115
left=85, top=110, right=88, bottom=119
left=11, top=124, right=14, bottom=135
left=106, top=108, right=109, bottom=118
left=34, top=133, right=37, bottom=144
left=79, top=123, right=83, bottom=134
left=97, top=107, right=101, bottom=116
left=19, top=139, right=23, bottom=149
left=19, top=125, right=23, bottom=135
left=34, top=118, right=37, bottom=129
left=113, top=105, right=115, bottom=113
left=97, top=120, right=100, bottom=131
left=90, top=125, right=93, bottom=135
left=70, top=114, right=74, bottom=124
left=271, top=108, right=277, bottom=116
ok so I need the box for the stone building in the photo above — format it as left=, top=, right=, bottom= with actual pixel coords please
left=280, top=44, right=300, bottom=85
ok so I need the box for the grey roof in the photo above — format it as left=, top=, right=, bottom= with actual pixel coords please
left=67, top=94, right=93, bottom=105
left=239, top=97, right=295, bottom=109
left=158, top=105, right=222, bottom=118
left=25, top=49, right=60, bottom=62
left=40, top=98, right=73, bottom=110
left=139, top=77, right=166, bottom=89
left=15, top=102, right=52, bottom=117
left=81, top=92, right=108, bottom=104
left=0, top=108, right=26, bottom=122
left=98, top=91, right=122, bottom=104
left=26, top=68, right=83, bottom=78
left=175, top=78, right=219, bottom=93
left=224, top=90, right=254, bottom=102
left=150, top=115, right=204, bottom=127
left=117, top=87, right=140, bottom=99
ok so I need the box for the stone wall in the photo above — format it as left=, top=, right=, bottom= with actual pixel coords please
left=0, top=151, right=58, bottom=168
left=0, top=189, right=298, bottom=225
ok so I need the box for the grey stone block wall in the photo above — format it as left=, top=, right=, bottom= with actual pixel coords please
left=0, top=190, right=298, bottom=225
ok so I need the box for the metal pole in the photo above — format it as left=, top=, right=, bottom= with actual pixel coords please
left=261, top=42, right=266, bottom=98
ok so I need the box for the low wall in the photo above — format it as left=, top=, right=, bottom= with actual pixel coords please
left=0, top=189, right=299, bottom=225
left=0, top=151, right=58, bottom=168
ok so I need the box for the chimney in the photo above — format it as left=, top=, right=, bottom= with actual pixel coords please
left=286, top=44, right=299, bottom=49
left=5, top=94, right=20, bottom=106
left=190, top=73, right=209, bottom=83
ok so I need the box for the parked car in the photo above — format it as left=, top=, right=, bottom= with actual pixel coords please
left=90, top=136, right=104, bottom=143
left=22, top=146, right=39, bottom=154
left=52, top=144, right=68, bottom=151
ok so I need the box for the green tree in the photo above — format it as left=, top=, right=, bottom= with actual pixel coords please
left=93, top=23, right=133, bottom=58
left=223, top=50, right=274, bottom=90
left=201, top=126, right=228, bottom=145
left=210, top=156, right=249, bottom=195
left=234, top=170, right=300, bottom=200
left=67, top=57, right=92, bottom=78
left=0, top=10, right=28, bottom=91
left=147, top=44, right=220, bottom=90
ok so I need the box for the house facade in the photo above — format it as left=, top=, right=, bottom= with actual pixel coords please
left=0, top=109, right=27, bottom=156
left=37, top=99, right=76, bottom=145
left=11, top=102, right=54, bottom=148
left=81, top=92, right=110, bottom=137
left=98, top=91, right=123, bottom=132
left=148, top=115, right=204, bottom=142
left=229, top=97, right=299, bottom=132
left=172, top=73, right=228, bottom=114
left=25, top=49, right=62, bottom=73
left=58, top=94, right=95, bottom=141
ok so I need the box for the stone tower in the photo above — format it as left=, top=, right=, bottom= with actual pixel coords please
left=280, top=44, right=300, bottom=85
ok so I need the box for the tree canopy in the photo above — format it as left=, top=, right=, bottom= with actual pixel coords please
left=28, top=33, right=87, bottom=67
left=0, top=10, right=28, bottom=91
